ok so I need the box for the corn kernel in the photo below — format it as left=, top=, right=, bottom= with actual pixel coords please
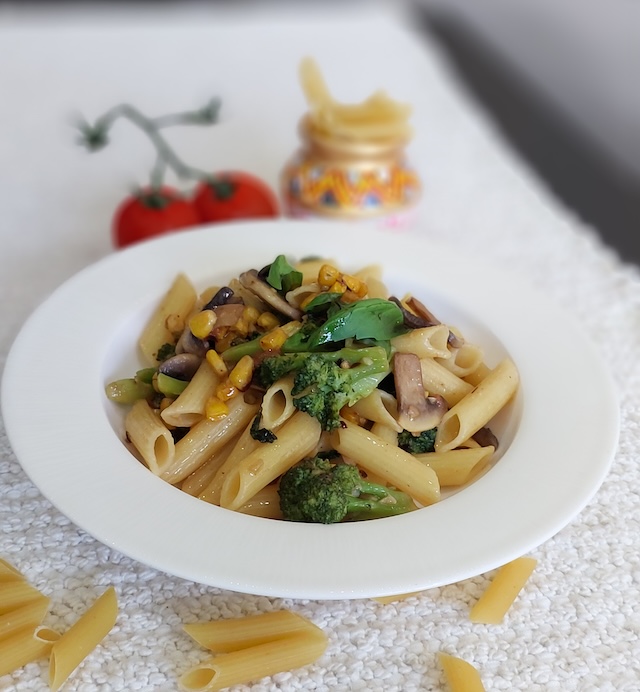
left=216, top=380, right=238, bottom=401
left=242, top=306, right=260, bottom=324
left=234, top=317, right=250, bottom=338
left=342, top=274, right=365, bottom=296
left=318, top=264, right=340, bottom=287
left=329, top=280, right=347, bottom=295
left=189, top=310, right=217, bottom=340
left=205, top=397, right=229, bottom=421
left=229, top=355, right=255, bottom=391
left=257, top=312, right=280, bottom=330
left=260, top=328, right=288, bottom=350
left=206, top=349, right=228, bottom=377
left=281, top=320, right=302, bottom=337
left=215, top=330, right=235, bottom=353
left=341, top=289, right=360, bottom=304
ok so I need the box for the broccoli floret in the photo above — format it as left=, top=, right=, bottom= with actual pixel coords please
left=257, top=347, right=390, bottom=431
left=278, top=455, right=415, bottom=523
left=156, top=342, right=176, bottom=362
left=398, top=428, right=437, bottom=454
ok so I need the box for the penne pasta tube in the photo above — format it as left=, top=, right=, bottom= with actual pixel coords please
left=138, top=273, right=197, bottom=365
left=49, top=586, right=118, bottom=692
left=331, top=422, right=440, bottom=506
left=0, top=625, right=59, bottom=678
left=294, top=257, right=337, bottom=284
left=219, top=412, right=322, bottom=511
left=180, top=438, right=238, bottom=497
left=0, top=580, right=44, bottom=616
left=415, top=447, right=494, bottom=487
left=349, top=390, right=402, bottom=433
left=464, top=362, right=492, bottom=387
left=0, top=558, right=23, bottom=581
left=438, top=653, right=486, bottom=692
left=419, top=358, right=473, bottom=406
left=237, top=484, right=283, bottom=519
left=125, top=399, right=176, bottom=475
left=369, top=422, right=399, bottom=446
left=179, top=630, right=327, bottom=692
left=469, top=557, right=537, bottom=624
left=183, top=610, right=318, bottom=653
left=372, top=591, right=423, bottom=604
left=435, top=358, right=519, bottom=453
left=260, top=375, right=296, bottom=430
left=436, top=341, right=484, bottom=378
left=161, top=361, right=222, bottom=428
left=161, top=396, right=259, bottom=485
left=391, top=325, right=451, bottom=360
left=0, top=595, right=50, bottom=641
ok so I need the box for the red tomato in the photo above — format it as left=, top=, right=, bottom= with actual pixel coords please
left=112, top=187, right=201, bottom=248
left=192, top=172, right=279, bottom=222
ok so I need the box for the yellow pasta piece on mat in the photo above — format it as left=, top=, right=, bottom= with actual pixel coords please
left=372, top=591, right=423, bottom=605
left=0, top=558, right=24, bottom=581
left=0, top=595, right=50, bottom=641
left=0, top=580, right=44, bottom=616
left=470, top=556, right=537, bottom=624
left=49, top=586, right=118, bottom=691
left=0, top=625, right=59, bottom=678
left=439, top=653, right=485, bottom=692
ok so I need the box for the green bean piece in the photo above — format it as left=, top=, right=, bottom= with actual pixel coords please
left=105, top=378, right=154, bottom=404
left=156, top=373, right=189, bottom=397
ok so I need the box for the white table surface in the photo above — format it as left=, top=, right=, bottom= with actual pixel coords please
left=1, top=3, right=638, bottom=691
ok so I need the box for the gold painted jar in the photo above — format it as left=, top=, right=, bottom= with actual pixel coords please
left=281, top=116, right=422, bottom=223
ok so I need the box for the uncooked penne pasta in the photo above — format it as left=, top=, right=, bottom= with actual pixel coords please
left=469, top=556, right=537, bottom=624
left=138, top=273, right=197, bottom=365
left=435, top=358, right=519, bottom=453
left=161, top=396, right=259, bottom=485
left=161, top=360, right=221, bottom=428
left=391, top=325, right=451, bottom=360
left=219, top=412, right=322, bottom=511
left=415, top=446, right=494, bottom=487
left=0, top=580, right=43, bottom=616
left=179, top=631, right=327, bottom=692
left=0, top=595, right=50, bottom=640
left=331, top=423, right=440, bottom=506
left=125, top=399, right=176, bottom=475
left=419, top=357, right=473, bottom=406
left=438, top=653, right=486, bottom=692
left=372, top=591, right=423, bottom=604
left=349, top=390, right=402, bottom=433
left=0, top=625, right=59, bottom=678
left=183, top=611, right=318, bottom=653
left=260, top=375, right=296, bottom=430
left=0, top=558, right=23, bottom=581
left=49, top=586, right=118, bottom=692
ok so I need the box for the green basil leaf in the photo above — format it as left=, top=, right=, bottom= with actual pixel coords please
left=302, top=292, right=344, bottom=313
left=266, top=255, right=303, bottom=293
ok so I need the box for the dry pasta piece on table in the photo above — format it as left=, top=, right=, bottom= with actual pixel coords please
left=0, top=626, right=60, bottom=678
left=470, top=556, right=537, bottom=624
left=438, top=652, right=485, bottom=692
left=49, top=586, right=118, bottom=691
left=0, top=595, right=50, bottom=640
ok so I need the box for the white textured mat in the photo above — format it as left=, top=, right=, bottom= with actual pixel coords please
left=1, top=4, right=638, bottom=691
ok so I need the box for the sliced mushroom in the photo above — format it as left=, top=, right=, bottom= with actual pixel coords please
left=158, top=353, right=202, bottom=380
left=239, top=269, right=302, bottom=321
left=389, top=296, right=434, bottom=329
left=472, top=426, right=499, bottom=450
left=406, top=296, right=464, bottom=349
left=202, top=286, right=235, bottom=311
left=393, top=352, right=448, bottom=432
left=175, top=326, right=208, bottom=358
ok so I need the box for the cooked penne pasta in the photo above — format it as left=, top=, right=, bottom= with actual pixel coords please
left=391, top=325, right=451, bottom=360
left=237, top=484, right=283, bottom=519
left=349, top=390, right=402, bottom=432
left=369, top=421, right=399, bottom=446
left=180, top=438, right=238, bottom=497
left=219, top=412, right=322, bottom=511
left=0, top=595, right=50, bottom=641
left=470, top=556, right=537, bottom=624
left=138, top=273, right=197, bottom=365
left=183, top=610, right=319, bottom=653
left=463, top=362, right=492, bottom=387
left=438, top=652, right=486, bottom=692
left=419, top=357, right=474, bottom=406
left=435, top=358, right=519, bottom=453
left=161, top=361, right=221, bottom=428
left=49, top=586, right=118, bottom=692
left=0, top=625, right=59, bottom=678
left=125, top=399, right=176, bottom=475
left=0, top=580, right=44, bottom=616
left=260, top=375, right=296, bottom=429
left=179, top=631, right=327, bottom=692
left=294, top=257, right=338, bottom=284
left=331, top=422, right=440, bottom=506
left=161, top=396, right=259, bottom=485
left=415, top=447, right=494, bottom=487
left=436, top=341, right=485, bottom=378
